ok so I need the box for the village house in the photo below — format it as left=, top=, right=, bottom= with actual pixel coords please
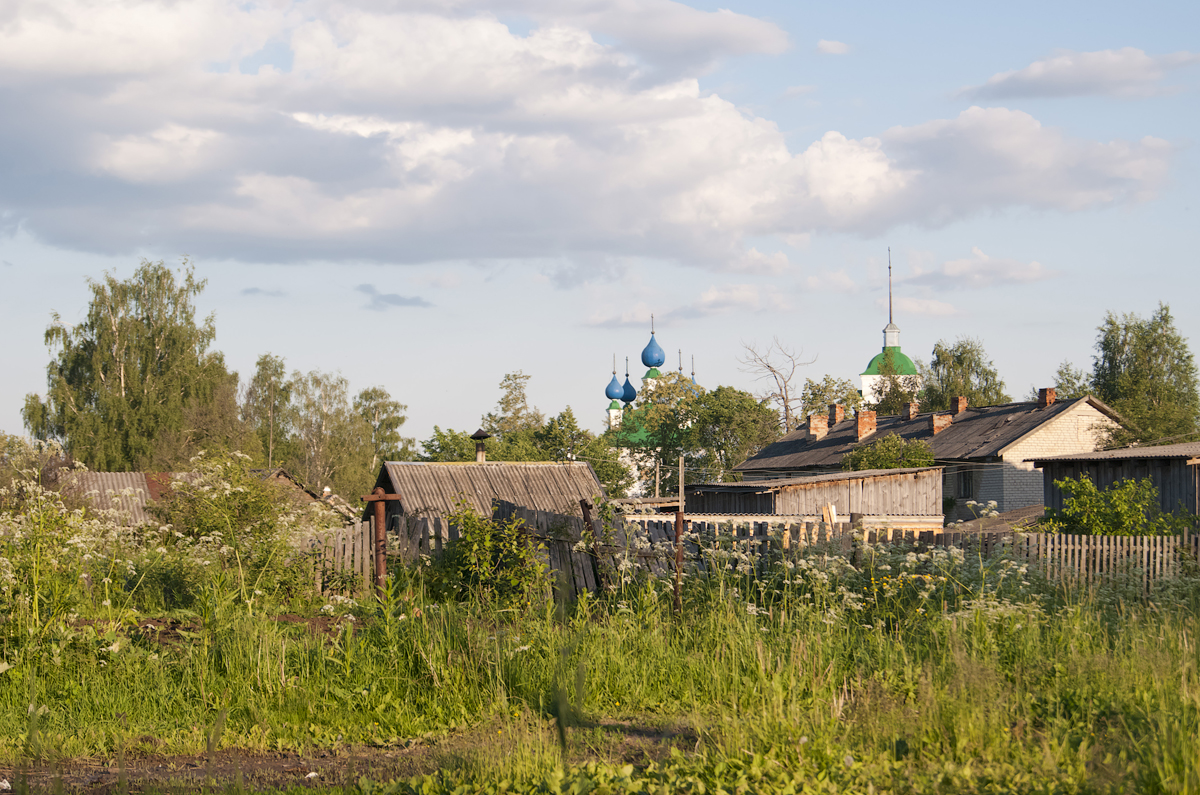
left=734, top=389, right=1122, bottom=520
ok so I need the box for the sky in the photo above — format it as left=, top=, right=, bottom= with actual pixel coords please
left=2, top=0, right=1198, bottom=445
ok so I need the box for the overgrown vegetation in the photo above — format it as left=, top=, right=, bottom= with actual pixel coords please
left=1043, top=474, right=1194, bottom=536
left=0, top=436, right=1199, bottom=794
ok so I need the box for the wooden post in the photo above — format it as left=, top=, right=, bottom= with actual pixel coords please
left=674, top=455, right=684, bottom=614
left=361, top=488, right=403, bottom=599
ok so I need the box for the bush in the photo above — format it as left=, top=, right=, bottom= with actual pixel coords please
left=1042, top=475, right=1193, bottom=536
left=842, top=433, right=934, bottom=471
left=427, top=503, right=550, bottom=607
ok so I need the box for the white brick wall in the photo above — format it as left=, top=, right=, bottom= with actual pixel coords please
left=997, top=401, right=1117, bottom=512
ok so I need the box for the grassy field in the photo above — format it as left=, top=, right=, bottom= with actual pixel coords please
left=1, top=453, right=1199, bottom=793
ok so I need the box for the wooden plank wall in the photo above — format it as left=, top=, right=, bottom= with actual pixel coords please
left=1043, top=460, right=1198, bottom=515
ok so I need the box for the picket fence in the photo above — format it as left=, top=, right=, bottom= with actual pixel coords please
left=292, top=521, right=374, bottom=594
left=296, top=511, right=1200, bottom=599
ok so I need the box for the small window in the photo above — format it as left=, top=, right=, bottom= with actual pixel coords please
left=958, top=468, right=975, bottom=498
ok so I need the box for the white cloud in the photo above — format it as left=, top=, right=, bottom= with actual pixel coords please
left=729, top=248, right=790, bottom=274
left=879, top=296, right=959, bottom=316
left=669, top=284, right=786, bottom=318
left=963, top=48, right=1200, bottom=99
left=907, top=247, right=1053, bottom=289
left=0, top=3, right=1177, bottom=270
left=816, top=39, right=849, bottom=55
left=805, top=270, right=857, bottom=293
left=95, top=124, right=224, bottom=183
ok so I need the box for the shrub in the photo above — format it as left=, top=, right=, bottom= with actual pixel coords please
left=1042, top=475, right=1193, bottom=536
left=842, top=433, right=934, bottom=471
left=428, top=503, right=550, bottom=607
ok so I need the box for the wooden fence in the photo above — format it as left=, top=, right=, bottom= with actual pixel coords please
left=297, top=512, right=1200, bottom=599
left=291, top=521, right=374, bottom=593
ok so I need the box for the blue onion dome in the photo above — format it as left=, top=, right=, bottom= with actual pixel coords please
left=605, top=373, right=624, bottom=400
left=641, top=333, right=666, bottom=368
left=622, top=377, right=637, bottom=404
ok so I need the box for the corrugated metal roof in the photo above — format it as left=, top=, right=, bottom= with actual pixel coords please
left=1028, top=442, right=1200, bottom=464
left=69, top=472, right=157, bottom=525
left=688, top=467, right=942, bottom=492
left=735, top=397, right=1121, bottom=473
left=376, top=461, right=605, bottom=517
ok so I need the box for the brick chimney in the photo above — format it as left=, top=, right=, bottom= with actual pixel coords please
left=828, top=404, right=845, bottom=426
left=856, top=410, right=876, bottom=441
left=902, top=401, right=919, bottom=421
left=931, top=413, right=953, bottom=435
left=1038, top=387, right=1056, bottom=408
left=953, top=396, right=968, bottom=414
left=807, top=413, right=828, bottom=441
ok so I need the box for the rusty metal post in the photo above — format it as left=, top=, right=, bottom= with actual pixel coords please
left=372, top=486, right=387, bottom=598
left=674, top=454, right=684, bottom=614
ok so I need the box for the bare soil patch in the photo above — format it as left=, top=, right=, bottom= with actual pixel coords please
left=0, top=717, right=696, bottom=793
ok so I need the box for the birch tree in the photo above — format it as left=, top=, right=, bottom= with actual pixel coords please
left=22, top=260, right=234, bottom=470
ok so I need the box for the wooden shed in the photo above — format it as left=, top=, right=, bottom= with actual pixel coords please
left=684, top=467, right=944, bottom=530
left=1031, top=442, right=1200, bottom=516
left=367, top=461, right=606, bottom=558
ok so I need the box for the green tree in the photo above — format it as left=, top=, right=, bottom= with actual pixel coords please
left=1052, top=360, right=1091, bottom=400
left=535, top=408, right=632, bottom=496
left=482, top=371, right=545, bottom=440
left=285, top=369, right=373, bottom=500
left=1091, top=304, right=1199, bottom=446
left=420, top=427, right=476, bottom=462
left=242, top=354, right=293, bottom=468
left=22, top=260, right=240, bottom=470
left=354, top=386, right=416, bottom=472
left=870, top=349, right=923, bottom=416
left=150, top=368, right=261, bottom=468
left=919, top=337, right=1010, bottom=412
left=614, top=372, right=699, bottom=494
left=686, top=386, right=779, bottom=481
left=800, top=375, right=863, bottom=423
left=842, top=433, right=935, bottom=471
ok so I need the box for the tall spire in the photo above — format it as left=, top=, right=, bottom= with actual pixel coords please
left=888, top=246, right=893, bottom=326
left=883, top=246, right=900, bottom=348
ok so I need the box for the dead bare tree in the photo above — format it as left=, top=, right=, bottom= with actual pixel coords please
left=737, top=338, right=815, bottom=433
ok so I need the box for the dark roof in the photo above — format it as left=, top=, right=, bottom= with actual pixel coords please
left=374, top=461, right=605, bottom=517
left=688, top=467, right=941, bottom=491
left=735, top=396, right=1121, bottom=474
left=1029, top=441, right=1200, bottom=464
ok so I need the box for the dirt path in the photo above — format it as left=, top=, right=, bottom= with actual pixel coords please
left=0, top=718, right=697, bottom=793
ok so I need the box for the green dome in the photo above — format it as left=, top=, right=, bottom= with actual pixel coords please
left=862, top=347, right=919, bottom=376
left=608, top=399, right=622, bottom=410
left=643, top=367, right=661, bottom=379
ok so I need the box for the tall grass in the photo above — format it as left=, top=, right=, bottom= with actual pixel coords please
left=1, top=444, right=1198, bottom=791
left=0, top=562, right=1197, bottom=792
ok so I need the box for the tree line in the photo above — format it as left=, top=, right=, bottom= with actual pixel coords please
left=19, top=261, right=781, bottom=499
left=22, top=261, right=413, bottom=500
